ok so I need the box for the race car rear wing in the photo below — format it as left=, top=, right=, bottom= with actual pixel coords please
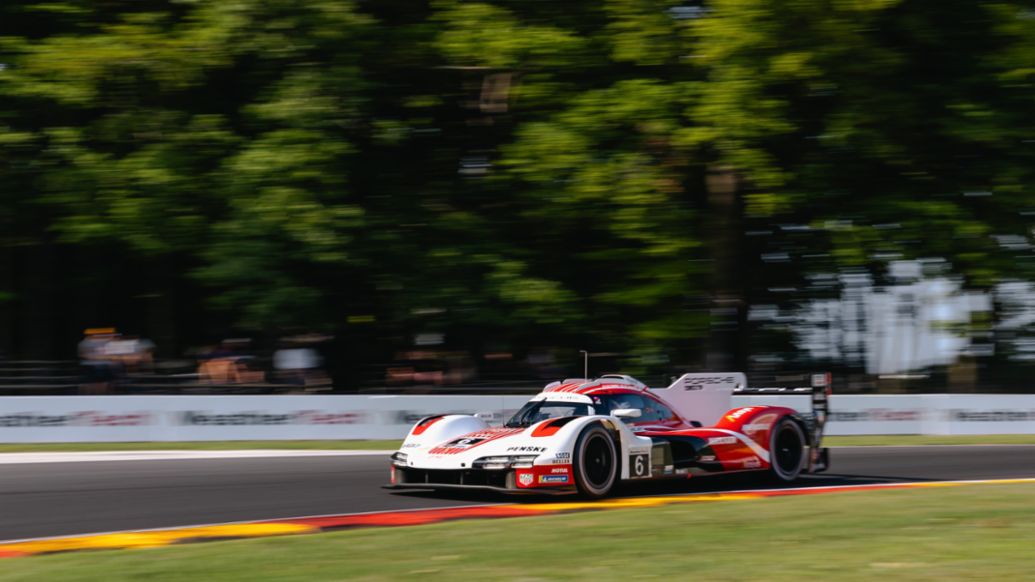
left=653, top=371, right=831, bottom=472
left=733, top=372, right=831, bottom=471
left=732, top=372, right=831, bottom=423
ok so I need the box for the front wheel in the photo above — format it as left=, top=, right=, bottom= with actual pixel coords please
left=573, top=424, right=618, bottom=498
left=768, top=418, right=806, bottom=482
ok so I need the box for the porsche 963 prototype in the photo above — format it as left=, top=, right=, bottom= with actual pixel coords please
left=386, top=372, right=830, bottom=498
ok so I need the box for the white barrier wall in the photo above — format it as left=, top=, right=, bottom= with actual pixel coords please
left=0, top=395, right=530, bottom=443
left=1, top=394, right=1034, bottom=442
left=740, top=394, right=1035, bottom=435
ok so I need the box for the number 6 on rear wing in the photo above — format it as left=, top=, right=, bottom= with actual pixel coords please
left=733, top=372, right=831, bottom=472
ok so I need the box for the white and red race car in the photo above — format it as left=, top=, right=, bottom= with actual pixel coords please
left=386, top=372, right=830, bottom=498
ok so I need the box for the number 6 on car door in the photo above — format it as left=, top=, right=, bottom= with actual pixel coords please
left=630, top=453, right=650, bottom=478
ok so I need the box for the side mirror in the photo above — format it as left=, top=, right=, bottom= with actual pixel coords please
left=612, top=408, right=642, bottom=419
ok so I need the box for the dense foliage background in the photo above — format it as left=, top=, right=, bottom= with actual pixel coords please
left=2, top=0, right=1034, bottom=388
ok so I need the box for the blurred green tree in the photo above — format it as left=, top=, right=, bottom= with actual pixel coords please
left=1, top=0, right=1033, bottom=387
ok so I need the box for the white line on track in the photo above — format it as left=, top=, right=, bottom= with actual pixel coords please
left=0, top=450, right=393, bottom=464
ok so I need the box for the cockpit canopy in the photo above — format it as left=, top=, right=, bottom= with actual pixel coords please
left=543, top=374, right=648, bottom=392
left=504, top=390, right=678, bottom=428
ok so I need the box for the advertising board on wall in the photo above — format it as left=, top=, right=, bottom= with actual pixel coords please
left=741, top=394, right=1035, bottom=436
left=1, top=394, right=1033, bottom=442
left=0, top=395, right=530, bottom=443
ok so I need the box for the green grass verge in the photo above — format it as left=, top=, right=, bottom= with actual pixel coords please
left=3, top=482, right=1034, bottom=581
left=2, top=434, right=1035, bottom=453
left=0, top=440, right=403, bottom=453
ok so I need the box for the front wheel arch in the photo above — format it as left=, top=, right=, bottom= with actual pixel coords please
left=572, top=422, right=619, bottom=498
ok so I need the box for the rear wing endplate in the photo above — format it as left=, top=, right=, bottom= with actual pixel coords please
left=733, top=372, right=832, bottom=472
left=733, top=372, right=830, bottom=419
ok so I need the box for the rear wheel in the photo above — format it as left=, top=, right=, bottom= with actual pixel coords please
left=573, top=424, right=618, bottom=498
left=768, top=418, right=806, bottom=482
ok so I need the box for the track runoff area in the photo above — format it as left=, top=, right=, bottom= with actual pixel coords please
left=2, top=444, right=1035, bottom=558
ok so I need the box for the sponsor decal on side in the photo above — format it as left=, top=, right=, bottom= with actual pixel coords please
left=725, top=407, right=756, bottom=422
left=506, top=446, right=546, bottom=453
left=707, top=436, right=737, bottom=446
left=539, top=475, right=568, bottom=483
left=518, top=473, right=534, bottom=486
left=442, top=437, right=486, bottom=449
left=684, top=375, right=739, bottom=386
left=428, top=428, right=524, bottom=454
left=743, top=458, right=761, bottom=469
left=542, top=392, right=591, bottom=402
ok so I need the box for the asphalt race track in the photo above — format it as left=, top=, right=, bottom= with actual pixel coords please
left=2, top=445, right=1034, bottom=541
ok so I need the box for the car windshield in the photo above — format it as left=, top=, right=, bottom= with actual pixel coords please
left=590, top=393, right=677, bottom=422
left=504, top=400, right=594, bottom=428
left=504, top=393, right=677, bottom=428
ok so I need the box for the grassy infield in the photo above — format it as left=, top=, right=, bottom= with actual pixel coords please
left=1, top=435, right=1034, bottom=580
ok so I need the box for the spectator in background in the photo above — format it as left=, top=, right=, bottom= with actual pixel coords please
left=274, top=337, right=325, bottom=386
left=386, top=350, right=445, bottom=388
left=78, top=329, right=110, bottom=362
left=103, top=334, right=155, bottom=372
left=198, top=338, right=265, bottom=384
left=78, top=328, right=119, bottom=394
left=135, top=335, right=156, bottom=372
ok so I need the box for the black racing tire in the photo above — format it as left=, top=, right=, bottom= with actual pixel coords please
left=573, top=424, right=618, bottom=498
left=768, top=417, right=806, bottom=482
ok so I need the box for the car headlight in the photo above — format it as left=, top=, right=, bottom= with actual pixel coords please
left=510, top=455, right=538, bottom=469
left=477, top=456, right=510, bottom=470
left=391, top=452, right=408, bottom=466
left=472, top=455, right=539, bottom=470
